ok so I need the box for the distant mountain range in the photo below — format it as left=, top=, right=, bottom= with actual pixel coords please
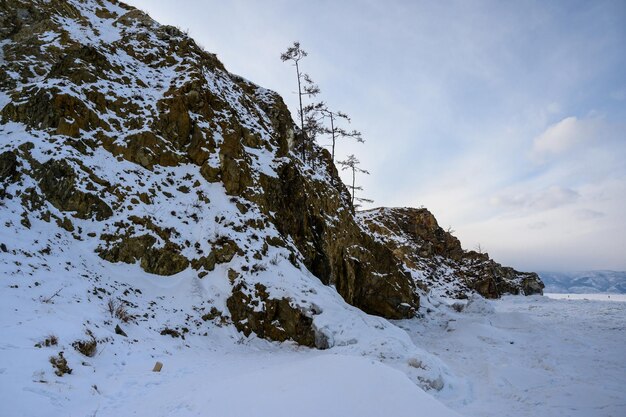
left=539, top=271, right=626, bottom=294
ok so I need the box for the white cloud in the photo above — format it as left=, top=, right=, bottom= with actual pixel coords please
left=575, top=209, right=605, bottom=220
left=531, top=116, right=601, bottom=161
left=528, top=221, right=547, bottom=230
left=490, top=185, right=579, bottom=213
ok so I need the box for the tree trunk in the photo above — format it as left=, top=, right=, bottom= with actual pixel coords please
left=295, top=61, right=305, bottom=162
left=330, top=113, right=336, bottom=185
left=351, top=166, right=356, bottom=207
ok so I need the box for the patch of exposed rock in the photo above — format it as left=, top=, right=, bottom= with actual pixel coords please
left=227, top=280, right=323, bottom=348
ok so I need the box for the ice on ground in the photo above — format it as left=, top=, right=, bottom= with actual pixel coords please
left=400, top=294, right=626, bottom=417
left=545, top=293, right=626, bottom=302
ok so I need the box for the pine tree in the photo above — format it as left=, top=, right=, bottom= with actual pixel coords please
left=337, top=154, right=373, bottom=209
left=280, top=42, right=320, bottom=162
left=302, top=102, right=325, bottom=167
left=319, top=106, right=363, bottom=165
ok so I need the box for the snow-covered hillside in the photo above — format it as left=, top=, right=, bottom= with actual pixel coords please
left=0, top=0, right=451, bottom=408
left=358, top=207, right=544, bottom=298
left=0, top=256, right=460, bottom=417
left=539, top=271, right=626, bottom=294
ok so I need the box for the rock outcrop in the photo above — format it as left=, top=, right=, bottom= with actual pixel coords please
left=359, top=207, right=544, bottom=298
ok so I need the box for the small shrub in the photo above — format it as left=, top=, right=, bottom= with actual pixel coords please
left=407, top=358, right=424, bottom=369
left=50, top=352, right=72, bottom=376
left=106, top=297, right=116, bottom=316
left=41, top=288, right=63, bottom=304
left=72, top=338, right=97, bottom=357
left=35, top=334, right=58, bottom=348
left=269, top=254, right=281, bottom=266
left=115, top=303, right=132, bottom=323
left=106, top=297, right=133, bottom=323
left=160, top=327, right=181, bottom=338
left=201, top=307, right=220, bottom=321
left=72, top=330, right=97, bottom=357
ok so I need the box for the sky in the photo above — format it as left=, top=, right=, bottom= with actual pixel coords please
left=126, top=0, right=626, bottom=272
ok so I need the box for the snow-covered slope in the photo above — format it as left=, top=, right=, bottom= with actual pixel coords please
left=0, top=253, right=460, bottom=417
left=539, top=270, right=626, bottom=294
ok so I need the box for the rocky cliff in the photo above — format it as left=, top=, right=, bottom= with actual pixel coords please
left=0, top=0, right=541, bottom=348
left=359, top=207, right=544, bottom=299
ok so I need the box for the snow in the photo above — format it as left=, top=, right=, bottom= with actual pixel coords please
left=0, top=244, right=456, bottom=417
left=400, top=294, right=626, bottom=417
left=545, top=293, right=626, bottom=302
left=3, top=241, right=625, bottom=417
left=95, top=354, right=461, bottom=417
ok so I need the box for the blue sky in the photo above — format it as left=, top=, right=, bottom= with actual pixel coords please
left=127, top=0, right=626, bottom=272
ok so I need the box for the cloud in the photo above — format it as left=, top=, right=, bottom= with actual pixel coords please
left=490, top=185, right=579, bottom=213
left=528, top=221, right=547, bottom=230
left=531, top=116, right=601, bottom=161
left=574, top=209, right=605, bottom=220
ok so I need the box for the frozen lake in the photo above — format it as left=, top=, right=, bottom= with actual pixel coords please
left=400, top=294, right=626, bottom=417
left=545, top=293, right=626, bottom=302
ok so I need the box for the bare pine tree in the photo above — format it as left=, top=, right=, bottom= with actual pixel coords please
left=319, top=106, right=363, bottom=165
left=281, top=42, right=320, bottom=162
left=337, top=154, right=373, bottom=209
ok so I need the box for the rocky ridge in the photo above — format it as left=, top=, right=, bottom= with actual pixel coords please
left=0, top=0, right=541, bottom=350
left=359, top=207, right=544, bottom=299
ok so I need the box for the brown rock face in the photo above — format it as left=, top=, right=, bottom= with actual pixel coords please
left=98, top=234, right=157, bottom=265
left=97, top=234, right=188, bottom=276
left=36, top=159, right=113, bottom=221
left=359, top=207, right=544, bottom=298
left=227, top=282, right=320, bottom=348
left=257, top=155, right=418, bottom=319
left=0, top=150, right=20, bottom=182
left=140, top=244, right=189, bottom=276
left=2, top=90, right=106, bottom=137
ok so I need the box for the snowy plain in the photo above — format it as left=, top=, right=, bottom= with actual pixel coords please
left=403, top=294, right=626, bottom=417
